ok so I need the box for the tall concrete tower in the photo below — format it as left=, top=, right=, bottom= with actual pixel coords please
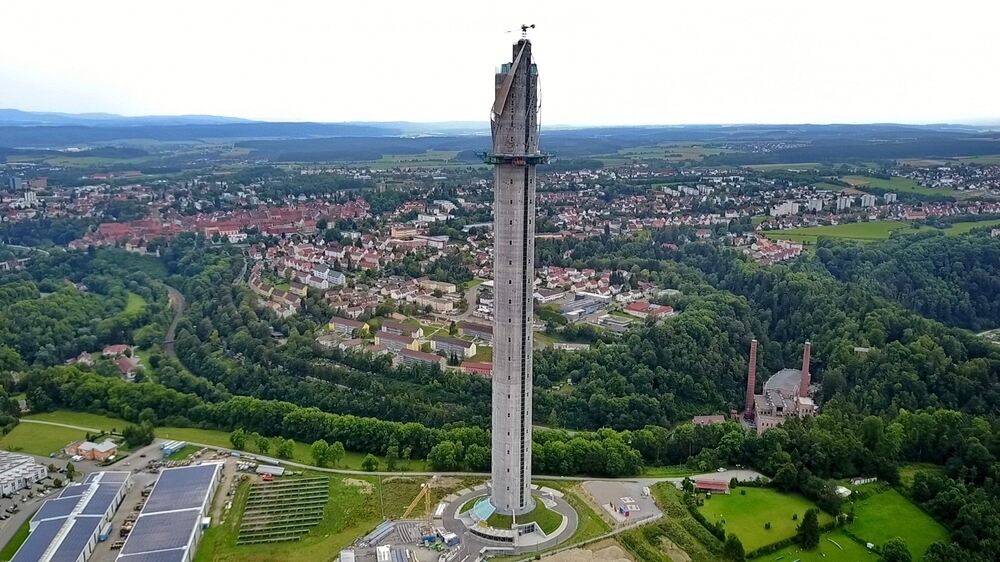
left=488, top=28, right=546, bottom=516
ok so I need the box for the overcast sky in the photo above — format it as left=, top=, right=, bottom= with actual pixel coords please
left=2, top=1, right=998, bottom=126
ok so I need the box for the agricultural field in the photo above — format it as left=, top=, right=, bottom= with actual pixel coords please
left=841, top=175, right=971, bottom=199
left=361, top=150, right=473, bottom=169
left=940, top=218, right=1000, bottom=235
left=752, top=528, right=876, bottom=561
left=596, top=143, right=729, bottom=165
left=847, top=489, right=949, bottom=559
left=955, top=154, right=1000, bottom=165
left=698, top=487, right=833, bottom=551
left=765, top=220, right=929, bottom=245
left=746, top=162, right=823, bottom=171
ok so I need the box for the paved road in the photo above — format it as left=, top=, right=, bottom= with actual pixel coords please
left=456, top=283, right=482, bottom=321
left=20, top=421, right=766, bottom=484
left=0, top=437, right=164, bottom=553
left=162, top=285, right=186, bottom=359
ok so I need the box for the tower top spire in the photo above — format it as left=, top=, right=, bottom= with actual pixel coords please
left=520, top=24, right=535, bottom=39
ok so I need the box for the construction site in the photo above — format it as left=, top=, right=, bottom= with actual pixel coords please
left=340, top=478, right=464, bottom=562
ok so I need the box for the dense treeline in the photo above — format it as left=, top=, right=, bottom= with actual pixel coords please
left=815, top=233, right=1000, bottom=330
left=0, top=217, right=95, bottom=246
left=0, top=249, right=167, bottom=366
left=19, top=366, right=642, bottom=477
left=539, top=231, right=1000, bottom=417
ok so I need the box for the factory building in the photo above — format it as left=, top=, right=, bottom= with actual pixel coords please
left=0, top=451, right=48, bottom=496
left=743, top=340, right=818, bottom=434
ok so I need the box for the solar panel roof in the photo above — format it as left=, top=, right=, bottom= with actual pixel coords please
left=57, top=484, right=88, bottom=498
left=117, top=550, right=188, bottom=562
left=119, top=510, right=200, bottom=556
left=81, top=483, right=122, bottom=515
left=50, top=517, right=102, bottom=562
left=143, top=463, right=218, bottom=513
left=89, top=470, right=131, bottom=483
left=10, top=519, right=62, bottom=562
left=31, top=496, right=77, bottom=523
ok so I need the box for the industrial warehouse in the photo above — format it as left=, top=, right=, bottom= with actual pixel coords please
left=10, top=471, right=131, bottom=562
left=115, top=463, right=221, bottom=562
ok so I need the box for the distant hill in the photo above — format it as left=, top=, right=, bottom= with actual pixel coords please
left=0, top=108, right=258, bottom=127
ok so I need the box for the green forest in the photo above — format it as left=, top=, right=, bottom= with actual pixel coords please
left=0, top=227, right=996, bottom=559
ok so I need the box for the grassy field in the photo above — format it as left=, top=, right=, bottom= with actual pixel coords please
left=641, top=465, right=694, bottom=478
left=898, top=463, right=946, bottom=489
left=0, top=421, right=90, bottom=456
left=955, top=154, right=1000, bottom=165
left=941, top=218, right=1000, bottom=235
left=698, top=487, right=833, bottom=551
left=195, top=474, right=396, bottom=562
left=596, top=143, right=729, bottom=165
left=765, top=220, right=929, bottom=245
left=21, top=410, right=427, bottom=471
left=0, top=519, right=31, bottom=562
left=848, top=489, right=948, bottom=559
left=752, top=528, right=877, bottom=561
left=746, top=162, right=822, bottom=171
left=616, top=484, right=723, bottom=562
left=24, top=410, right=124, bottom=432
left=811, top=181, right=846, bottom=191
left=124, top=291, right=147, bottom=314
left=841, top=175, right=970, bottom=199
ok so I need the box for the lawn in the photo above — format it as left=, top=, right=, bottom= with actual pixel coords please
left=0, top=519, right=30, bottom=562
left=536, top=480, right=611, bottom=544
left=698, top=487, right=833, bottom=551
left=848, top=489, right=949, bottom=559
left=752, top=528, right=877, bottom=561
left=487, top=497, right=563, bottom=534
left=765, top=220, right=930, bottom=245
left=469, top=344, right=493, bottom=363
left=0, top=422, right=89, bottom=456
left=194, top=474, right=391, bottom=562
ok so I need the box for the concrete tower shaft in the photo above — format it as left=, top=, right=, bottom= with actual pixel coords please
left=489, top=37, right=545, bottom=516
left=744, top=339, right=758, bottom=418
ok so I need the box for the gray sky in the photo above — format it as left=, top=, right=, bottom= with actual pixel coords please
left=2, top=0, right=998, bottom=125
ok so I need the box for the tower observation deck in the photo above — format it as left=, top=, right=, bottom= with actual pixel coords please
left=488, top=33, right=547, bottom=516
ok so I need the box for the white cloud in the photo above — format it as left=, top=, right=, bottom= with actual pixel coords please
left=1, top=0, right=997, bottom=125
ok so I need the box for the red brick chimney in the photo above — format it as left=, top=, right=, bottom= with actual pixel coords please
left=800, top=341, right=811, bottom=397
left=744, top=339, right=758, bottom=418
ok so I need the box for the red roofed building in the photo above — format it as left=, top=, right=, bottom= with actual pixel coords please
left=694, top=479, right=730, bottom=494
left=461, top=361, right=493, bottom=377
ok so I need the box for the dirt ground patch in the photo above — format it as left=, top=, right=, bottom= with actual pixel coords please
left=660, top=537, right=691, bottom=562
left=344, top=478, right=374, bottom=495
left=429, top=476, right=461, bottom=489
left=542, top=539, right=634, bottom=562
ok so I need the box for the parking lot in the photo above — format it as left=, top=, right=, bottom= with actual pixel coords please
left=581, top=480, right=662, bottom=525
